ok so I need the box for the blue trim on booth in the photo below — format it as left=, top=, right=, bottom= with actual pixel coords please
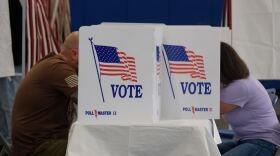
left=259, top=80, right=280, bottom=89
left=70, top=0, right=224, bottom=31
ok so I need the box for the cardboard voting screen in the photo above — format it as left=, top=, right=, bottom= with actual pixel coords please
left=78, top=25, right=162, bottom=124
left=161, top=26, right=220, bottom=119
left=99, top=23, right=164, bottom=120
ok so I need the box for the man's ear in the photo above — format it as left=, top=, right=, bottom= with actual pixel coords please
left=72, top=48, right=78, bottom=55
left=71, top=48, right=78, bottom=59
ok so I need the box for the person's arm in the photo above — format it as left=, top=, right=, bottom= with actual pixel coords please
left=220, top=101, right=239, bottom=114
left=70, top=90, right=78, bottom=104
left=67, top=90, right=78, bottom=123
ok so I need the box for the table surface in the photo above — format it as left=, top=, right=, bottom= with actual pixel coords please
left=66, top=120, right=221, bottom=156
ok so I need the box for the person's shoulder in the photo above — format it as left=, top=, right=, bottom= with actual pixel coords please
left=223, top=76, right=250, bottom=93
left=229, top=77, right=250, bottom=88
left=46, top=53, right=64, bottom=64
left=228, top=75, right=263, bottom=94
left=235, top=75, right=259, bottom=88
left=44, top=54, right=69, bottom=67
left=34, top=53, right=64, bottom=68
left=49, top=56, right=77, bottom=76
left=27, top=53, right=59, bottom=73
left=37, top=52, right=56, bottom=63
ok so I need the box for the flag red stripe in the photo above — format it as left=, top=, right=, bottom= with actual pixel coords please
left=171, top=71, right=196, bottom=74
left=100, top=69, right=129, bottom=72
left=170, top=67, right=196, bottom=70
left=99, top=64, right=125, bottom=68
left=101, top=73, right=125, bottom=76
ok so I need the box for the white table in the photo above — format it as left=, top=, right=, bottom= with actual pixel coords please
left=66, top=120, right=221, bottom=156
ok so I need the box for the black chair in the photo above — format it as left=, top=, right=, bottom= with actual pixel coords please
left=269, top=93, right=279, bottom=107
left=0, top=134, right=10, bottom=156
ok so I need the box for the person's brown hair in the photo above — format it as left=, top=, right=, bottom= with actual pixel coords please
left=220, top=42, right=249, bottom=86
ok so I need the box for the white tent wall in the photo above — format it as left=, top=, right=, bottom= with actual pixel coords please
left=0, top=0, right=15, bottom=77
left=220, top=27, right=232, bottom=45
left=232, top=0, right=280, bottom=79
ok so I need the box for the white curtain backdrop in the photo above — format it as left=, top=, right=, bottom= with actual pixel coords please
left=0, top=0, right=15, bottom=77
left=232, top=0, right=280, bottom=79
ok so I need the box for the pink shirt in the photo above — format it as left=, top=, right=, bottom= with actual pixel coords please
left=221, top=75, right=280, bottom=146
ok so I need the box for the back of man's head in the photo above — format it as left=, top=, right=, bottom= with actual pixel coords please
left=59, top=32, right=79, bottom=70
left=62, top=31, right=79, bottom=52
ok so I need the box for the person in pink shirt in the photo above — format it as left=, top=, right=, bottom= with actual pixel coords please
left=218, top=42, right=280, bottom=156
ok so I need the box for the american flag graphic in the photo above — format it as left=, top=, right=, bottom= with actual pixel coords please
left=94, top=45, right=138, bottom=82
left=163, top=44, right=206, bottom=79
left=156, top=46, right=160, bottom=75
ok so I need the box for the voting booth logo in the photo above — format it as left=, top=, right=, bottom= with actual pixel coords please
left=89, top=38, right=138, bottom=83
left=162, top=44, right=211, bottom=99
left=182, top=106, right=213, bottom=114
left=163, top=44, right=206, bottom=79
left=85, top=109, right=117, bottom=119
left=88, top=38, right=143, bottom=103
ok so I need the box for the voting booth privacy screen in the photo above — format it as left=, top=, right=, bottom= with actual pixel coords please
left=78, top=25, right=161, bottom=124
left=78, top=24, right=220, bottom=124
left=161, top=26, right=220, bottom=119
